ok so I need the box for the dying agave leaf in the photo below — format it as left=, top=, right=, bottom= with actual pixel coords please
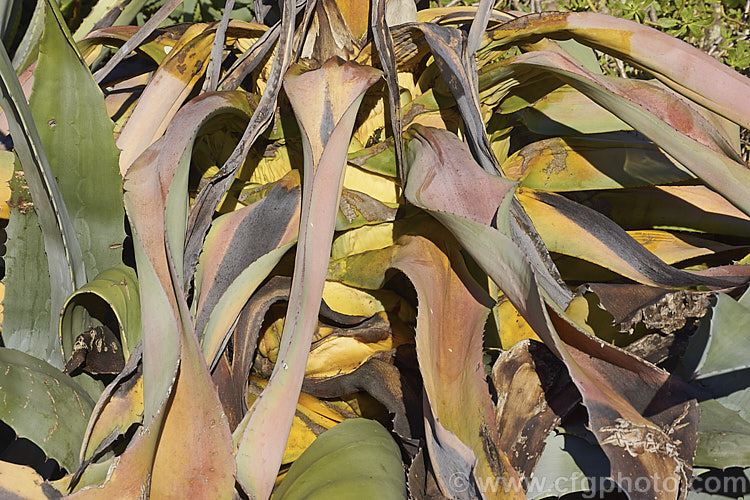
left=517, top=189, right=748, bottom=289
left=212, top=276, right=385, bottom=430
left=404, top=125, right=571, bottom=308
left=484, top=49, right=750, bottom=216
left=218, top=15, right=279, bottom=91
left=233, top=57, right=381, bottom=498
left=299, top=0, right=355, bottom=63
left=494, top=298, right=541, bottom=349
left=331, top=0, right=368, bottom=41
left=79, top=25, right=180, bottom=66
left=72, top=0, right=148, bottom=41
left=245, top=376, right=350, bottom=468
left=302, top=355, right=415, bottom=439
left=488, top=12, right=750, bottom=130
left=569, top=185, right=750, bottom=238
left=201, top=0, right=235, bottom=93
left=116, top=24, right=218, bottom=172
left=92, top=0, right=184, bottom=85
left=147, top=290, right=235, bottom=499
left=503, top=136, right=694, bottom=191
left=394, top=236, right=523, bottom=499
left=184, top=0, right=296, bottom=286
left=325, top=227, right=520, bottom=496
left=77, top=346, right=143, bottom=472
left=0, top=461, right=62, bottom=499
left=586, top=283, right=713, bottom=334
left=370, top=0, right=404, bottom=181
left=196, top=170, right=300, bottom=369
left=629, top=230, right=748, bottom=266
left=510, top=87, right=631, bottom=136
left=123, top=90, right=253, bottom=424
left=212, top=276, right=295, bottom=429
left=63, top=326, right=124, bottom=377
left=491, top=340, right=578, bottom=482
left=413, top=23, right=500, bottom=174
left=404, top=123, right=700, bottom=498
left=73, top=87, right=236, bottom=497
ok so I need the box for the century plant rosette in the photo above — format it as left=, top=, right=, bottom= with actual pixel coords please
left=0, top=0, right=750, bottom=499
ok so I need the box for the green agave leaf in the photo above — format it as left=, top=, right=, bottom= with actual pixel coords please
left=1, top=0, right=90, bottom=369
left=694, top=399, right=750, bottom=469
left=0, top=347, right=95, bottom=472
left=682, top=294, right=750, bottom=380
left=24, top=0, right=126, bottom=373
left=530, top=431, right=610, bottom=499
left=60, top=264, right=141, bottom=366
left=234, top=58, right=381, bottom=499
left=29, top=0, right=125, bottom=278
left=196, top=171, right=300, bottom=369
left=488, top=12, right=750, bottom=130
left=272, top=418, right=406, bottom=500
left=680, top=296, right=750, bottom=468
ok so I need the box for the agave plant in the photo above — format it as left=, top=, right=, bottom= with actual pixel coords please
left=1, top=0, right=750, bottom=498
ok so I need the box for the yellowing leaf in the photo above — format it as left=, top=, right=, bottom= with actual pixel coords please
left=496, top=298, right=541, bottom=350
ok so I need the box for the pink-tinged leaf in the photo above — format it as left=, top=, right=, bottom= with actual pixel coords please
left=489, top=11, right=750, bottom=130
left=394, top=236, right=524, bottom=499
left=69, top=93, right=240, bottom=498
left=483, top=49, right=750, bottom=217
left=196, top=171, right=301, bottom=369
left=404, top=125, right=571, bottom=308
left=404, top=126, right=700, bottom=498
left=123, top=90, right=254, bottom=423
left=233, top=57, right=381, bottom=498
